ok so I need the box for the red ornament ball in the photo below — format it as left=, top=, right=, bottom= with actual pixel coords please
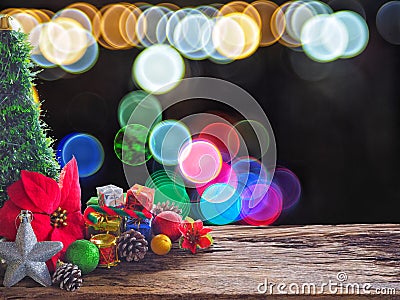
left=152, top=211, right=182, bottom=242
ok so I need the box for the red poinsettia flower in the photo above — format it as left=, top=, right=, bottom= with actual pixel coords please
left=0, top=158, right=85, bottom=271
left=179, top=218, right=213, bottom=254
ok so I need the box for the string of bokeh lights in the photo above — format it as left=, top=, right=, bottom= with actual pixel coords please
left=7, top=0, right=400, bottom=77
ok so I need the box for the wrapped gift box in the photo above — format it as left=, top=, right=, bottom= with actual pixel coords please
left=97, top=184, right=125, bottom=207
left=125, top=217, right=152, bottom=242
left=85, top=213, right=125, bottom=239
left=126, top=184, right=154, bottom=212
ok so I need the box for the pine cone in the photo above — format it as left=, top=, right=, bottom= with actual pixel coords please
left=117, top=229, right=148, bottom=262
left=52, top=262, right=83, bottom=292
left=152, top=201, right=182, bottom=216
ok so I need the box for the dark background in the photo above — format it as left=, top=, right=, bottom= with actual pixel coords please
left=1, top=0, right=399, bottom=224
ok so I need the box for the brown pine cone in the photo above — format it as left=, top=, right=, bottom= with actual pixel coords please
left=152, top=201, right=182, bottom=216
left=52, top=262, right=83, bottom=292
left=117, top=229, right=148, bottom=262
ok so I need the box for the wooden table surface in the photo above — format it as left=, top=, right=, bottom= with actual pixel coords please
left=0, top=224, right=399, bottom=299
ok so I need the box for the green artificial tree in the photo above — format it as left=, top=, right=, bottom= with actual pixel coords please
left=0, top=16, right=59, bottom=207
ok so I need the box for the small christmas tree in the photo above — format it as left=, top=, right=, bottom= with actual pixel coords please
left=0, top=16, right=59, bottom=207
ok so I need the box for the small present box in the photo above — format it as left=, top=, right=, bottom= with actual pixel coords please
left=85, top=213, right=125, bottom=239
left=125, top=217, right=152, bottom=242
left=126, top=184, right=154, bottom=212
left=87, top=196, right=99, bottom=206
left=97, top=184, right=125, bottom=207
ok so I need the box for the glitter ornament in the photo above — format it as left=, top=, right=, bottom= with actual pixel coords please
left=0, top=210, right=63, bottom=287
left=65, top=239, right=100, bottom=274
left=151, top=234, right=172, bottom=255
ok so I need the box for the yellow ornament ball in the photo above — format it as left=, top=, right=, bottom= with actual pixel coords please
left=151, top=234, right=172, bottom=255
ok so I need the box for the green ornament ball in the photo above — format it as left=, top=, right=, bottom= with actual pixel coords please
left=65, top=240, right=100, bottom=275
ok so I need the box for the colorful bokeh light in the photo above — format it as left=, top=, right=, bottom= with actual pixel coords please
left=132, top=44, right=185, bottom=94
left=241, top=183, right=283, bottom=225
left=57, top=133, right=104, bottom=178
left=196, top=162, right=238, bottom=196
left=272, top=167, right=301, bottom=210
left=376, top=1, right=400, bottom=45
left=114, top=124, right=152, bottom=166
left=149, top=120, right=192, bottom=166
left=178, top=139, right=223, bottom=184
left=199, top=122, right=240, bottom=162
left=117, top=90, right=162, bottom=129
left=200, top=183, right=242, bottom=225
left=301, top=14, right=348, bottom=63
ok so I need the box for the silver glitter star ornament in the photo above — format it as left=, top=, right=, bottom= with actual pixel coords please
left=0, top=210, right=63, bottom=287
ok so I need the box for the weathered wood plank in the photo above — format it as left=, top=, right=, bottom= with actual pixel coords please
left=0, top=224, right=399, bottom=299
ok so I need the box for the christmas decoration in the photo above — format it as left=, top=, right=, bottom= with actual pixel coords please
left=65, top=239, right=99, bottom=275
left=84, top=205, right=152, bottom=225
left=117, top=229, right=148, bottom=262
left=126, top=184, right=154, bottom=212
left=0, top=210, right=63, bottom=287
left=126, top=217, right=152, bottom=242
left=85, top=214, right=123, bottom=239
left=0, top=15, right=59, bottom=207
left=52, top=262, right=83, bottom=292
left=0, top=158, right=85, bottom=271
left=152, top=211, right=182, bottom=242
left=152, top=200, right=182, bottom=216
left=97, top=184, right=124, bottom=207
left=90, top=234, right=119, bottom=268
left=151, top=234, right=172, bottom=256
left=179, top=218, right=213, bottom=254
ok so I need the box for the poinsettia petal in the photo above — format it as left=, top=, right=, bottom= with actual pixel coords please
left=59, top=212, right=85, bottom=241
left=178, top=221, right=191, bottom=234
left=181, top=238, right=192, bottom=250
left=46, top=250, right=62, bottom=272
left=48, top=212, right=85, bottom=264
left=58, top=158, right=81, bottom=212
left=31, top=214, right=53, bottom=242
left=48, top=226, right=78, bottom=271
left=193, top=220, right=204, bottom=232
left=198, top=236, right=212, bottom=249
left=189, top=243, right=197, bottom=254
left=48, top=229, right=68, bottom=272
left=7, top=179, right=42, bottom=212
left=0, top=200, right=21, bottom=240
left=199, top=227, right=212, bottom=235
left=21, top=170, right=60, bottom=214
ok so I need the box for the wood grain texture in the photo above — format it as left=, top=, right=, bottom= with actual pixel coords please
left=0, top=224, right=399, bottom=299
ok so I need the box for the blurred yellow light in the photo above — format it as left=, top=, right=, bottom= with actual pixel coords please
left=26, top=9, right=52, bottom=23
left=66, top=2, right=99, bottom=32
left=272, top=2, right=301, bottom=48
left=213, top=13, right=260, bottom=60
left=157, top=3, right=180, bottom=11
left=251, top=0, right=280, bottom=46
left=0, top=8, right=24, bottom=16
left=11, top=12, right=39, bottom=34
left=54, top=8, right=92, bottom=32
left=220, top=1, right=261, bottom=28
left=119, top=4, right=142, bottom=47
left=40, top=18, right=88, bottom=65
left=213, top=15, right=245, bottom=60
left=270, top=4, right=286, bottom=45
left=99, top=3, right=134, bottom=50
